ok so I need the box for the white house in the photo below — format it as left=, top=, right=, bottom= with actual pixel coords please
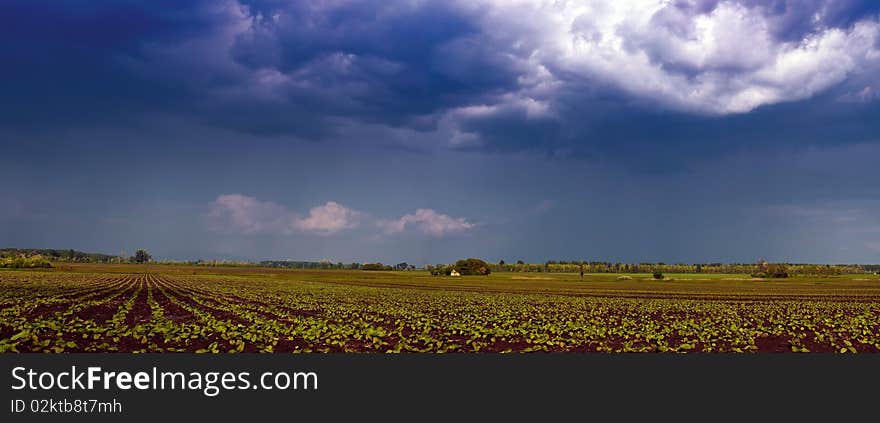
left=450, top=269, right=461, bottom=277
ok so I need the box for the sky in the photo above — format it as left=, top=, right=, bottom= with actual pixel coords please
left=2, top=0, right=880, bottom=265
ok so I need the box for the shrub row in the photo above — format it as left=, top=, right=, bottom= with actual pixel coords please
left=0, top=255, right=53, bottom=269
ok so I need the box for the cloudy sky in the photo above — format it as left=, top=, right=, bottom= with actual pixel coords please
left=2, top=0, right=880, bottom=264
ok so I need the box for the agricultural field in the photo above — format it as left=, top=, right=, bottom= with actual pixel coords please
left=1, top=265, right=879, bottom=353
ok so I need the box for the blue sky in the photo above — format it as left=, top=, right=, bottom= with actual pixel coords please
left=2, top=0, right=880, bottom=264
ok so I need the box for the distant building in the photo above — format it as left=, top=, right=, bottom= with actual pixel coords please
left=450, top=269, right=461, bottom=277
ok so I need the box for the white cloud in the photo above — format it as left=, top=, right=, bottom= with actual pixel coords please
left=208, top=194, right=298, bottom=235
left=208, top=194, right=361, bottom=236
left=470, top=0, right=880, bottom=114
left=209, top=195, right=474, bottom=237
left=379, top=209, right=475, bottom=237
left=294, top=201, right=361, bottom=235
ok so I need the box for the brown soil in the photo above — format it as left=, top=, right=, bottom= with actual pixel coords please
left=72, top=282, right=139, bottom=323
left=124, top=283, right=152, bottom=326
left=754, top=334, right=794, bottom=353
left=150, top=286, right=198, bottom=323
left=159, top=286, right=250, bottom=326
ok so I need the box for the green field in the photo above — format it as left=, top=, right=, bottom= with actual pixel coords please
left=2, top=264, right=879, bottom=353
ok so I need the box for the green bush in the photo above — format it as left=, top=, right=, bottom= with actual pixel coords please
left=0, top=255, right=53, bottom=269
left=652, top=272, right=663, bottom=280
left=752, top=263, right=788, bottom=278
left=454, top=258, right=491, bottom=275
left=767, top=263, right=789, bottom=278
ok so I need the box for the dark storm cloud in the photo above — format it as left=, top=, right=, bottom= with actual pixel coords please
left=740, top=0, right=880, bottom=41
left=0, top=0, right=233, bottom=129
left=553, top=90, right=880, bottom=168
left=446, top=99, right=562, bottom=153
left=443, top=0, right=880, bottom=157
left=223, top=1, right=527, bottom=131
left=2, top=0, right=880, bottom=154
left=0, top=0, right=523, bottom=138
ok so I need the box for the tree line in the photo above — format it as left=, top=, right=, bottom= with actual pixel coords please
left=0, top=248, right=152, bottom=264
left=481, top=260, right=872, bottom=275
left=3, top=247, right=876, bottom=276
left=0, top=248, right=116, bottom=263
left=261, top=261, right=413, bottom=270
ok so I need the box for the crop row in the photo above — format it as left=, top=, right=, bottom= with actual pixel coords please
left=1, top=271, right=879, bottom=353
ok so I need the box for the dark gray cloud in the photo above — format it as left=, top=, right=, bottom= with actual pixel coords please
left=2, top=0, right=880, bottom=157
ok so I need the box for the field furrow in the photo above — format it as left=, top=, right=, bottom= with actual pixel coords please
left=2, top=269, right=879, bottom=353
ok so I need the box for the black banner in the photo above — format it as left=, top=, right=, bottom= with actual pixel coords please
left=2, top=355, right=877, bottom=421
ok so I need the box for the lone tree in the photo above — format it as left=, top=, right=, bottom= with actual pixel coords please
left=766, top=263, right=789, bottom=278
left=454, top=258, right=491, bottom=275
left=751, top=259, right=788, bottom=278
left=131, top=249, right=152, bottom=264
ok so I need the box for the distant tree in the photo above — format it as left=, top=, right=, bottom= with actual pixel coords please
left=499, top=260, right=505, bottom=265
left=516, top=260, right=525, bottom=265
left=131, top=249, right=151, bottom=264
left=395, top=262, right=409, bottom=271
left=362, top=263, right=391, bottom=271
left=766, top=263, right=789, bottom=278
left=652, top=271, right=664, bottom=280
left=750, top=262, right=788, bottom=278
left=454, top=258, right=491, bottom=275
